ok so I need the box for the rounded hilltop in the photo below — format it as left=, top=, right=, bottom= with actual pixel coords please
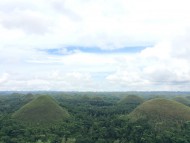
left=12, top=95, right=70, bottom=125
left=128, top=98, right=190, bottom=126
left=118, top=95, right=144, bottom=105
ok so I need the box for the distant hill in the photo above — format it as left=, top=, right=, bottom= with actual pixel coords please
left=118, top=95, right=144, bottom=104
left=21, top=93, right=36, bottom=103
left=173, top=96, right=190, bottom=106
left=12, top=95, right=69, bottom=124
left=128, top=98, right=190, bottom=127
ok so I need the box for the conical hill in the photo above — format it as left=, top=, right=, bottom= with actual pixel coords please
left=128, top=98, right=190, bottom=124
left=12, top=95, right=69, bottom=124
left=118, top=95, right=144, bottom=104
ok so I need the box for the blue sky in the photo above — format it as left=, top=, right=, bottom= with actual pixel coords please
left=44, top=46, right=148, bottom=55
left=0, top=0, right=190, bottom=91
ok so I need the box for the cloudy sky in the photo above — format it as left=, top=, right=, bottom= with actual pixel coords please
left=0, top=0, right=190, bottom=91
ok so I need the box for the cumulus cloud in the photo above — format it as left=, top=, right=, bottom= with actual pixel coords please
left=0, top=0, right=190, bottom=91
left=1, top=0, right=189, bottom=49
left=171, top=31, right=190, bottom=59
left=0, top=73, right=9, bottom=84
left=0, top=71, right=96, bottom=91
left=106, top=36, right=190, bottom=91
left=1, top=11, right=52, bottom=34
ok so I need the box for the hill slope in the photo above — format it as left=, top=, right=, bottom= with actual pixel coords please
left=173, top=96, right=190, bottom=106
left=128, top=98, right=190, bottom=124
left=12, top=95, right=69, bottom=124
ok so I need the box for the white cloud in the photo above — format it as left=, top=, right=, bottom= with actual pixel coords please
left=106, top=36, right=190, bottom=91
left=1, top=0, right=189, bottom=49
left=0, top=73, right=9, bottom=84
left=0, top=0, right=190, bottom=91
left=0, top=71, right=96, bottom=91
left=1, top=10, right=52, bottom=34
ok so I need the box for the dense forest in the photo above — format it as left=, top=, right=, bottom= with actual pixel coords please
left=0, top=92, right=190, bottom=143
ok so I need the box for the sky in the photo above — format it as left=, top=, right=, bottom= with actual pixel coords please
left=0, top=0, right=190, bottom=91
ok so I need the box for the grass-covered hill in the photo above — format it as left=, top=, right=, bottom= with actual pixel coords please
left=173, top=96, right=190, bottom=106
left=118, top=95, right=144, bottom=105
left=128, top=98, right=190, bottom=126
left=12, top=95, right=70, bottom=124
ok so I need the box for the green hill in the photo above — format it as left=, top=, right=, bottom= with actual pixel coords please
left=118, top=95, right=144, bottom=104
left=173, top=96, right=190, bottom=106
left=12, top=95, right=69, bottom=124
left=128, top=98, right=190, bottom=125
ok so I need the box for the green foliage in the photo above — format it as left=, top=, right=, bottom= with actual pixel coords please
left=0, top=93, right=190, bottom=143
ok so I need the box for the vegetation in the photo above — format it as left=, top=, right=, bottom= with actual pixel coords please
left=118, top=95, right=144, bottom=105
left=128, top=98, right=190, bottom=123
left=173, top=96, right=190, bottom=106
left=12, top=95, right=70, bottom=125
left=0, top=92, right=190, bottom=143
